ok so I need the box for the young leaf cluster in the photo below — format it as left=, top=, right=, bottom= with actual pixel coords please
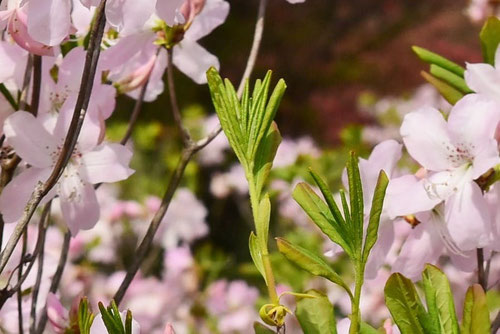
left=277, top=152, right=389, bottom=332
left=97, top=301, right=134, bottom=334
left=385, top=264, right=490, bottom=334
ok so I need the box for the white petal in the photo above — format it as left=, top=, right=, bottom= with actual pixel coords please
left=106, top=0, right=155, bottom=35
left=400, top=107, right=453, bottom=171
left=59, top=176, right=99, bottom=234
left=173, top=40, right=219, bottom=84
left=27, top=0, right=71, bottom=46
left=445, top=181, right=492, bottom=250
left=184, top=0, right=230, bottom=41
left=465, top=62, right=500, bottom=103
left=80, top=143, right=134, bottom=184
left=0, top=41, right=28, bottom=84
left=4, top=111, right=57, bottom=167
left=0, top=168, right=51, bottom=223
left=385, top=174, right=440, bottom=218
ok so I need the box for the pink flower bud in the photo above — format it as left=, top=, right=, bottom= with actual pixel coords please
left=116, top=54, right=157, bottom=94
left=8, top=8, right=55, bottom=56
left=163, top=323, right=176, bottom=334
left=180, top=0, right=206, bottom=26
left=46, top=293, right=69, bottom=334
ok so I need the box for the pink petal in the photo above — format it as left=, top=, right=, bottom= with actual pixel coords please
left=8, top=8, right=55, bottom=56
left=60, top=177, right=100, bottom=234
left=46, top=293, right=69, bottom=333
left=465, top=62, right=500, bottom=103
left=105, top=0, right=156, bottom=35
left=27, top=0, right=71, bottom=46
left=0, top=167, right=51, bottom=224
left=392, top=218, right=444, bottom=281
left=364, top=220, right=394, bottom=280
left=0, top=40, right=28, bottom=84
left=184, top=0, right=230, bottom=41
left=444, top=181, right=492, bottom=250
left=80, top=143, right=134, bottom=184
left=156, top=0, right=185, bottom=26
left=400, top=106, right=453, bottom=171
left=127, top=49, right=167, bottom=102
left=385, top=174, right=440, bottom=218
left=173, top=39, right=219, bottom=84
left=4, top=111, right=58, bottom=167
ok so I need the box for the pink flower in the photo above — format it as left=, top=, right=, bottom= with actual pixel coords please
left=0, top=109, right=134, bottom=234
left=47, top=293, right=70, bottom=334
left=386, top=94, right=500, bottom=251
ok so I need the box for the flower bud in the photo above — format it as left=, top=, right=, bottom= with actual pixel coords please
left=115, top=54, right=157, bottom=94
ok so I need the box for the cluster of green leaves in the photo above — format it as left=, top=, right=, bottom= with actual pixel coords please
left=277, top=153, right=389, bottom=333
left=413, top=17, right=500, bottom=105
left=385, top=264, right=490, bottom=334
left=97, top=301, right=135, bottom=334
left=207, top=67, right=287, bottom=326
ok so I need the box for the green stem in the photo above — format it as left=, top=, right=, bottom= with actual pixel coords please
left=349, top=263, right=364, bottom=334
left=248, top=173, right=279, bottom=305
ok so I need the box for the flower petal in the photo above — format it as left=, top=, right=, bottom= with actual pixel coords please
left=465, top=62, right=500, bottom=103
left=400, top=106, right=453, bottom=171
left=80, top=143, right=134, bottom=184
left=105, top=0, right=155, bottom=36
left=184, top=0, right=230, bottom=41
left=173, top=40, right=219, bottom=84
left=4, top=111, right=58, bottom=167
left=60, top=178, right=99, bottom=234
left=27, top=0, right=71, bottom=46
left=156, top=0, right=185, bottom=26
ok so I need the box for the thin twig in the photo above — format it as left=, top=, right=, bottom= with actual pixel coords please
left=34, top=231, right=70, bottom=334
left=477, top=248, right=487, bottom=291
left=17, top=229, right=28, bottom=333
left=29, top=56, right=42, bottom=117
left=113, top=0, right=269, bottom=305
left=18, top=54, right=33, bottom=111
left=166, top=49, right=192, bottom=146
left=0, top=0, right=108, bottom=275
left=29, top=201, right=50, bottom=333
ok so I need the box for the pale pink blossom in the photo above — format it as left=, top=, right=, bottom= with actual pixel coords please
left=0, top=109, right=134, bottom=234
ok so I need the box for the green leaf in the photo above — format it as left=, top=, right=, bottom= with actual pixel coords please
left=308, top=169, right=353, bottom=251
left=248, top=71, right=272, bottom=159
left=206, top=67, right=247, bottom=165
left=346, top=152, right=364, bottom=254
left=78, top=297, right=95, bottom=334
left=0, top=83, right=17, bottom=110
left=480, top=17, right=500, bottom=65
left=362, top=170, right=389, bottom=265
left=422, top=264, right=459, bottom=334
left=421, top=71, right=463, bottom=105
left=360, top=322, right=383, bottom=334
left=276, top=238, right=352, bottom=298
left=429, top=64, right=473, bottom=94
left=384, top=273, right=433, bottom=334
left=292, top=183, right=353, bottom=256
left=255, top=194, right=271, bottom=249
left=412, top=46, right=465, bottom=77
left=461, top=284, right=490, bottom=334
left=253, top=322, right=275, bottom=334
left=295, top=290, right=337, bottom=334
left=98, top=302, right=124, bottom=334
left=249, top=232, right=267, bottom=285
left=253, top=123, right=282, bottom=200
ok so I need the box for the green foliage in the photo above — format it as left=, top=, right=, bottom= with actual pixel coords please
left=461, top=284, right=490, bottom=334
left=422, top=265, right=459, bottom=334
left=384, top=273, right=432, bottom=334
left=429, top=64, right=472, bottom=94
left=420, top=71, right=464, bottom=105
left=412, top=46, right=465, bottom=77
left=276, top=238, right=352, bottom=298
left=78, top=297, right=95, bottom=334
left=385, top=265, right=490, bottom=334
left=97, top=300, right=134, bottom=334
left=253, top=322, right=275, bottom=334
left=480, top=17, right=500, bottom=65
left=295, top=290, right=337, bottom=334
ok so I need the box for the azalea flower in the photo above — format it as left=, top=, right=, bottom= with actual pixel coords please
left=0, top=109, right=134, bottom=234
left=386, top=94, right=500, bottom=251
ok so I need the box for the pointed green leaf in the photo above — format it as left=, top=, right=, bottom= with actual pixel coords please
left=249, top=232, right=267, bottom=285
left=347, top=152, right=364, bottom=253
left=362, top=170, right=389, bottom=265
left=293, top=183, right=353, bottom=256
left=360, top=322, right=383, bottom=334
left=248, top=71, right=272, bottom=158
left=295, top=290, right=337, bottom=334
left=384, top=273, right=433, bottom=334
left=254, top=322, right=275, bottom=334
left=421, top=71, right=463, bottom=105
left=422, top=264, right=459, bottom=334
left=480, top=17, right=500, bottom=65
left=412, top=46, right=465, bottom=77
left=461, top=284, right=490, bottom=334
left=207, top=67, right=247, bottom=165
left=429, top=64, right=472, bottom=94
left=308, top=169, right=353, bottom=248
left=276, top=238, right=352, bottom=298
left=253, top=123, right=282, bottom=200
left=255, top=194, right=271, bottom=247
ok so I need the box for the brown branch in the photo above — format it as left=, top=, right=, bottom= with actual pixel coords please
left=29, top=55, right=42, bottom=117
left=34, top=231, right=71, bottom=334
left=0, top=0, right=108, bottom=275
left=17, top=229, right=28, bottom=333
left=113, top=0, right=269, bottom=305
left=477, top=248, right=487, bottom=291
